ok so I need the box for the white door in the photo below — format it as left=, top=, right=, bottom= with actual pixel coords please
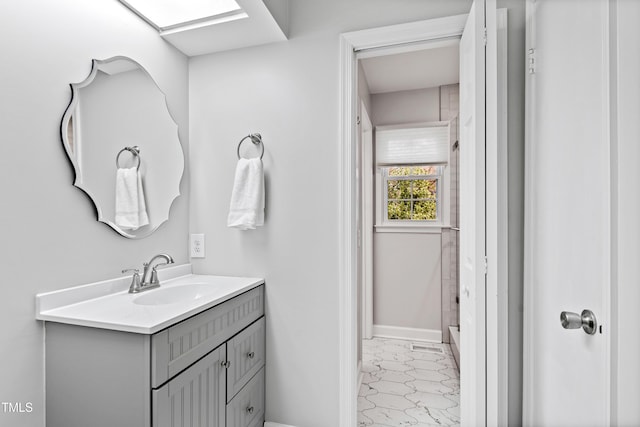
left=524, top=1, right=610, bottom=425
left=459, top=0, right=493, bottom=424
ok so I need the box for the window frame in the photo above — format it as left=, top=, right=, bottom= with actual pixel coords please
left=373, top=121, right=452, bottom=231
left=382, top=165, right=443, bottom=224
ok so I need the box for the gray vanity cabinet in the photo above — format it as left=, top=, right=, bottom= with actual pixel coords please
left=152, top=317, right=266, bottom=427
left=45, top=285, right=265, bottom=427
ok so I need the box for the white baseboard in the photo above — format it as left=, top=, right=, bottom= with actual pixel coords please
left=372, top=324, right=442, bottom=343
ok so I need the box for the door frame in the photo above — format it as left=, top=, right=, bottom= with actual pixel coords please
left=338, top=8, right=508, bottom=426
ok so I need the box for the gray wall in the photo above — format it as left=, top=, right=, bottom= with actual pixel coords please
left=0, top=1, right=189, bottom=426
left=373, top=233, right=442, bottom=331
left=370, top=86, right=444, bottom=334
left=371, top=87, right=440, bottom=126
left=188, top=2, right=475, bottom=426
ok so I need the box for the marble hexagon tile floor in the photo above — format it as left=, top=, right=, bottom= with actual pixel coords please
left=358, top=337, right=460, bottom=427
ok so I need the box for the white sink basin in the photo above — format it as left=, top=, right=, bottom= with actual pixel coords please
left=133, top=283, right=215, bottom=306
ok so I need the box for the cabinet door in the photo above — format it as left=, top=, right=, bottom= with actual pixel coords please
left=227, top=317, right=265, bottom=401
left=153, top=345, right=226, bottom=427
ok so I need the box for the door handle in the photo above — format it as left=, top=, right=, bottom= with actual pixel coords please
left=560, top=309, right=597, bottom=335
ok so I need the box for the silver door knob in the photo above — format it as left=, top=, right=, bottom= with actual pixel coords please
left=560, top=309, right=597, bottom=335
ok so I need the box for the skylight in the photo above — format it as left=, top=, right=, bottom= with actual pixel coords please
left=119, top=0, right=244, bottom=31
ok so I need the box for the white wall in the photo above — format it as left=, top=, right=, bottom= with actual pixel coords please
left=0, top=1, right=189, bottom=426
left=188, top=2, right=475, bottom=425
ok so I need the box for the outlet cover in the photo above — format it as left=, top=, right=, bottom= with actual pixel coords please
left=190, top=233, right=205, bottom=258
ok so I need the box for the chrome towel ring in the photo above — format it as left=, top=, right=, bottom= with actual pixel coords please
left=116, top=146, right=141, bottom=170
left=237, top=133, right=264, bottom=160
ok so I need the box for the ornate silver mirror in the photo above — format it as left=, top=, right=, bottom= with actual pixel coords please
left=61, top=56, right=184, bottom=238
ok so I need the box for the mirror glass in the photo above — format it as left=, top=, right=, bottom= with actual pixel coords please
left=61, top=56, right=184, bottom=238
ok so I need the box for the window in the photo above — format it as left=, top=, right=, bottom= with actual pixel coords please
left=384, top=165, right=443, bottom=221
left=374, top=122, right=450, bottom=229
left=118, top=0, right=246, bottom=31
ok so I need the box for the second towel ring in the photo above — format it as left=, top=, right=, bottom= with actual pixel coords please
left=116, top=146, right=141, bottom=170
left=237, top=133, right=264, bottom=160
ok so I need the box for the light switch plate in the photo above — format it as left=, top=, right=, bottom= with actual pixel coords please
left=190, top=233, right=205, bottom=258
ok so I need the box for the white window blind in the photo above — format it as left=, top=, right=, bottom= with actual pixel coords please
left=376, top=124, right=450, bottom=166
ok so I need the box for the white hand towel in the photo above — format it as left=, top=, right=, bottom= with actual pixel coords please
left=227, top=158, right=265, bottom=230
left=115, top=167, right=149, bottom=230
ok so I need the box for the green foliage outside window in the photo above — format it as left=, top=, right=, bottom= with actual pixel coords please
left=386, top=166, right=439, bottom=221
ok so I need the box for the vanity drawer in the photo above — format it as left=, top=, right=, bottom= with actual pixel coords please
left=227, top=317, right=265, bottom=401
left=226, top=368, right=265, bottom=427
left=152, top=286, right=264, bottom=388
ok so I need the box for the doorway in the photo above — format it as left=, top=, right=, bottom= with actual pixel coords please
left=355, top=41, right=462, bottom=425
left=338, top=3, right=509, bottom=426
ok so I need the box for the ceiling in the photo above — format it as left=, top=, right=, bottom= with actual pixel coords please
left=360, top=43, right=460, bottom=94
left=119, top=0, right=289, bottom=57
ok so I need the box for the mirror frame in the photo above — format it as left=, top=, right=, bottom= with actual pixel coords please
left=60, top=56, right=184, bottom=238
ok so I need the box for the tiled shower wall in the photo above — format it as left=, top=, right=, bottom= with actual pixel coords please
left=440, top=84, right=459, bottom=343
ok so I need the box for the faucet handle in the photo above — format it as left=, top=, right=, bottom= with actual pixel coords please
left=150, top=261, right=172, bottom=285
left=149, top=265, right=164, bottom=285
left=150, top=269, right=160, bottom=285
left=122, top=269, right=142, bottom=293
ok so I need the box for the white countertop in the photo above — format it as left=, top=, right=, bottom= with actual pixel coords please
left=36, top=264, right=264, bottom=334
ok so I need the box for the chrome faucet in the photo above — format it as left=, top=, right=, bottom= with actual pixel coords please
left=125, top=253, right=174, bottom=294
left=141, top=253, right=174, bottom=287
